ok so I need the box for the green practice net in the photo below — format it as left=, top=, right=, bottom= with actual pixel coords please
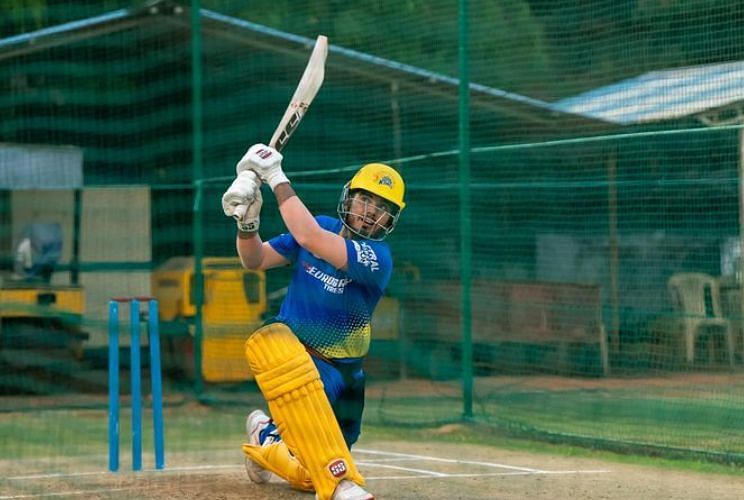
left=1, top=0, right=743, bottom=475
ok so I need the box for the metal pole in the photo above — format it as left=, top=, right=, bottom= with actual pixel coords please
left=390, top=80, right=408, bottom=379
left=607, top=149, right=621, bottom=355
left=459, top=0, right=473, bottom=419
left=191, top=0, right=205, bottom=395
left=738, top=128, right=744, bottom=363
left=71, top=189, right=81, bottom=285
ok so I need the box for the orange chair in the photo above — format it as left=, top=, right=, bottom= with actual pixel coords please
left=667, top=272, right=735, bottom=366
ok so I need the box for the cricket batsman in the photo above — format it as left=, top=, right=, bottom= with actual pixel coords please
left=221, top=143, right=406, bottom=500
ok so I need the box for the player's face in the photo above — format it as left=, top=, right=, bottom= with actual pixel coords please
left=347, top=190, right=393, bottom=238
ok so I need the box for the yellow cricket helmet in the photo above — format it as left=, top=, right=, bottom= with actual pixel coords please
left=337, top=163, right=406, bottom=240
left=348, top=163, right=406, bottom=211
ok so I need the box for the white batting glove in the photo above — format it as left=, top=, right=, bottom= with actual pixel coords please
left=234, top=189, right=263, bottom=233
left=222, top=170, right=260, bottom=218
left=236, top=143, right=289, bottom=191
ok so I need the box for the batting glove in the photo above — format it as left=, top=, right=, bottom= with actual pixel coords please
left=235, top=189, right=263, bottom=233
left=222, top=170, right=260, bottom=218
left=236, top=143, right=289, bottom=191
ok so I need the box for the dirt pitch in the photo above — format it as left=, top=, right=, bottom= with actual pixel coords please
left=3, top=438, right=743, bottom=499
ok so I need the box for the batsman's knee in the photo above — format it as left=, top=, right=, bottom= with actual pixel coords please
left=244, top=322, right=319, bottom=401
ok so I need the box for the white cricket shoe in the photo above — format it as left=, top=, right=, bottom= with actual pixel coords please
left=318, top=479, right=374, bottom=500
left=244, top=409, right=274, bottom=483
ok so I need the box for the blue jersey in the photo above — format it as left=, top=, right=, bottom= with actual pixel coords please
left=268, top=215, right=393, bottom=359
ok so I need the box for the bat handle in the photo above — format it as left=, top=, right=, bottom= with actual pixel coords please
left=232, top=205, right=248, bottom=221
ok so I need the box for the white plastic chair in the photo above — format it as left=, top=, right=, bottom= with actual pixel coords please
left=667, top=272, right=735, bottom=366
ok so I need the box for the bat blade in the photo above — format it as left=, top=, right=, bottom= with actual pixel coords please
left=233, top=35, right=328, bottom=222
left=269, top=35, right=328, bottom=152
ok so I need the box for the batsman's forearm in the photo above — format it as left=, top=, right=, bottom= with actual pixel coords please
left=274, top=183, right=320, bottom=247
left=236, top=231, right=263, bottom=269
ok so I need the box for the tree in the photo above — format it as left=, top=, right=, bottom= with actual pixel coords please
left=225, top=0, right=553, bottom=97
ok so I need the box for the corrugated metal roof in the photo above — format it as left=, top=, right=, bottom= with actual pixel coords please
left=0, top=0, right=598, bottom=127
left=198, top=9, right=598, bottom=125
left=553, top=61, right=744, bottom=125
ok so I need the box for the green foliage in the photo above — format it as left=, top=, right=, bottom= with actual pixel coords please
left=219, top=0, right=551, bottom=95
left=0, top=0, right=46, bottom=36
left=3, top=0, right=743, bottom=100
left=0, top=1, right=144, bottom=37
left=529, top=0, right=744, bottom=97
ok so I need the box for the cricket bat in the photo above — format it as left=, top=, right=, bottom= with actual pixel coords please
left=269, top=35, right=328, bottom=152
left=234, top=35, right=328, bottom=220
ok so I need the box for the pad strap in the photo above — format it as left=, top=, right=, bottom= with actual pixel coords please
left=242, top=442, right=313, bottom=491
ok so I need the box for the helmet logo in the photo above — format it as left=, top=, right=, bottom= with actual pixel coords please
left=377, top=175, right=393, bottom=188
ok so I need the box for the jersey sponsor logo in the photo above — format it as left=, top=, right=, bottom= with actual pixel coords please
left=327, top=458, right=348, bottom=478
left=352, top=241, right=380, bottom=272
left=303, top=261, right=352, bottom=294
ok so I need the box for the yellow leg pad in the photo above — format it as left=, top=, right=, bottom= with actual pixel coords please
left=242, top=442, right=313, bottom=492
left=245, top=323, right=365, bottom=500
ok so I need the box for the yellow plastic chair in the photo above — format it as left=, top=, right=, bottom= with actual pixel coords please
left=667, top=272, right=735, bottom=366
